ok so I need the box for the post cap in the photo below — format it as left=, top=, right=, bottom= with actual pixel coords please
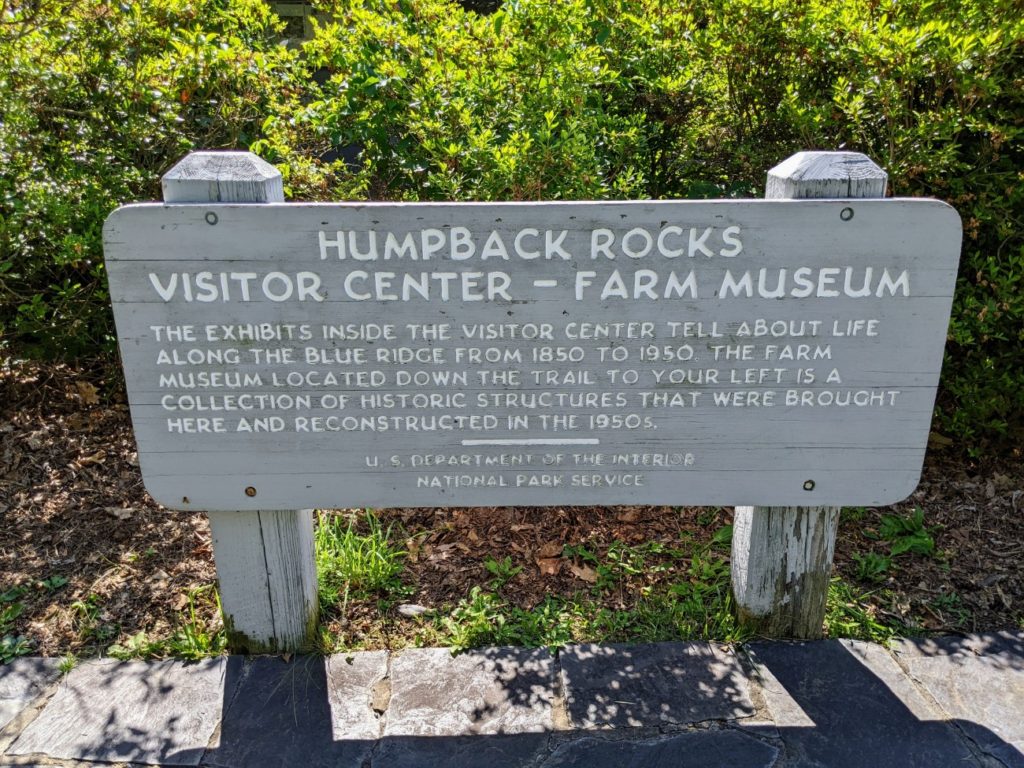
left=162, top=151, right=284, bottom=203
left=766, top=151, right=887, bottom=200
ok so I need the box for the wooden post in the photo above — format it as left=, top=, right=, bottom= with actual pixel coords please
left=162, top=151, right=318, bottom=653
left=731, top=151, right=888, bottom=638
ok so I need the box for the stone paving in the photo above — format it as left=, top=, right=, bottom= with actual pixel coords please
left=0, top=633, right=1021, bottom=767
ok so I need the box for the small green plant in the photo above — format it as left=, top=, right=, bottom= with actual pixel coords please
left=564, top=540, right=688, bottom=593
left=562, top=544, right=599, bottom=565
left=0, top=635, right=32, bottom=663
left=928, top=592, right=970, bottom=630
left=877, top=507, right=937, bottom=557
left=441, top=587, right=507, bottom=651
left=710, top=525, right=733, bottom=548
left=58, top=654, right=79, bottom=674
left=316, top=510, right=407, bottom=608
left=695, top=508, right=725, bottom=527
left=70, top=593, right=117, bottom=645
left=824, top=578, right=897, bottom=643
left=107, top=631, right=164, bottom=660
left=852, top=552, right=892, bottom=583
left=484, top=556, right=523, bottom=591
left=165, top=586, right=227, bottom=660
left=842, top=507, right=869, bottom=524
left=1, top=596, right=32, bottom=663
left=0, top=586, right=28, bottom=603
left=38, top=575, right=69, bottom=592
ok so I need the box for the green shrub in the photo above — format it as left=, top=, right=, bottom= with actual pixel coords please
left=2, top=0, right=1021, bottom=454
left=0, top=0, right=299, bottom=358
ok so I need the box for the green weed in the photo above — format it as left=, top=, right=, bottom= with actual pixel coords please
left=842, top=507, right=869, bottom=523
left=852, top=552, right=892, bottom=583
left=484, top=556, right=523, bottom=591
left=38, top=575, right=69, bottom=592
left=70, top=593, right=117, bottom=645
left=1, top=599, right=31, bottom=663
left=107, top=586, right=226, bottom=661
left=928, top=592, right=970, bottom=630
left=106, top=631, right=164, bottom=660
left=436, top=540, right=744, bottom=651
left=0, top=579, right=66, bottom=662
left=824, top=579, right=897, bottom=643
left=165, top=586, right=227, bottom=660
left=316, top=510, right=407, bottom=608
left=0, top=635, right=31, bottom=664
left=441, top=587, right=507, bottom=651
left=877, top=507, right=937, bottom=557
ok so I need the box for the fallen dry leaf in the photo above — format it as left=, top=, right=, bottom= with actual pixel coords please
left=105, top=507, right=133, bottom=521
left=77, top=449, right=107, bottom=467
left=569, top=563, right=599, bottom=583
left=536, top=542, right=562, bottom=559
left=75, top=381, right=100, bottom=405
left=536, top=557, right=562, bottom=576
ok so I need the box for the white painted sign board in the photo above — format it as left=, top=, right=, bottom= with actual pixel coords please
left=103, top=199, right=960, bottom=510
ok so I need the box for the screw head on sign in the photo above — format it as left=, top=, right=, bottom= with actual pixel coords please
left=245, top=486, right=257, bottom=497
left=803, top=480, right=815, bottom=491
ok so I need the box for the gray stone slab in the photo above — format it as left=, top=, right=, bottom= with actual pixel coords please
left=559, top=642, right=754, bottom=729
left=894, top=632, right=1024, bottom=767
left=748, top=640, right=979, bottom=767
left=385, top=647, right=553, bottom=736
left=542, top=730, right=778, bottom=768
left=371, top=733, right=551, bottom=768
left=205, top=652, right=387, bottom=768
left=0, top=657, right=60, bottom=732
left=8, top=657, right=228, bottom=766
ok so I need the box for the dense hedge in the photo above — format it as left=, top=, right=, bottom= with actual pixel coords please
left=0, top=0, right=297, bottom=358
left=1, top=0, right=1021, bottom=455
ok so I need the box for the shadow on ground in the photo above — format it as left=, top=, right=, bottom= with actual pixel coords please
left=9, top=636, right=1020, bottom=767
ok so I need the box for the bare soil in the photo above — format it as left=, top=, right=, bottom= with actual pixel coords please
left=1, top=360, right=1021, bottom=656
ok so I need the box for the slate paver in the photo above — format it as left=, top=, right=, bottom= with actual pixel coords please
left=385, top=647, right=553, bottom=737
left=0, top=657, right=60, bottom=732
left=748, top=640, right=979, bottom=767
left=8, top=657, right=229, bottom=766
left=371, top=733, right=551, bottom=768
left=559, top=642, right=754, bottom=729
left=204, top=652, right=387, bottom=768
left=894, top=632, right=1024, bottom=767
left=541, top=730, right=778, bottom=768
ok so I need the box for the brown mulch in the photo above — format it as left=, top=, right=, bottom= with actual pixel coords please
left=1, top=359, right=1021, bottom=656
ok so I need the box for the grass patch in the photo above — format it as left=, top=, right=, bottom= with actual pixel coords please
left=852, top=551, right=893, bottom=583
left=419, top=538, right=747, bottom=652
left=315, top=510, right=407, bottom=605
left=2, top=576, right=70, bottom=663
left=824, top=578, right=898, bottom=643
left=106, top=585, right=226, bottom=661
left=315, top=509, right=409, bottom=652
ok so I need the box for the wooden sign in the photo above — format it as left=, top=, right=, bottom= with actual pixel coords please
left=103, top=199, right=960, bottom=510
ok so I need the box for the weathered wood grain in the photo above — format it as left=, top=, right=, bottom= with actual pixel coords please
left=731, top=151, right=891, bottom=639
left=157, top=151, right=317, bottom=654
left=766, top=151, right=888, bottom=199
left=162, top=151, right=284, bottom=204
left=104, top=194, right=960, bottom=512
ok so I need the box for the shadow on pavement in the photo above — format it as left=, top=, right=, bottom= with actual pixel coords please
left=144, top=636, right=1023, bottom=767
